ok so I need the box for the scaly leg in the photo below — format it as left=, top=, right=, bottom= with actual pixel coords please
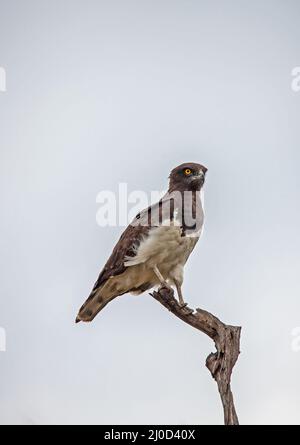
left=153, top=265, right=172, bottom=290
left=174, top=280, right=193, bottom=313
left=174, top=280, right=185, bottom=306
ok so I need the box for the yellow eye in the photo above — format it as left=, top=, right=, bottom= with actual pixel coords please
left=184, top=168, right=192, bottom=176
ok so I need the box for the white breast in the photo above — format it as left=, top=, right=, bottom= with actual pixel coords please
left=124, top=224, right=200, bottom=275
left=124, top=189, right=204, bottom=283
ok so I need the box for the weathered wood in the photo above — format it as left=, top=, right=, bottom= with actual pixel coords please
left=151, top=287, right=241, bottom=425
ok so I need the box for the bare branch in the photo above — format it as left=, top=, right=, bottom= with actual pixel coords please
left=150, top=287, right=241, bottom=425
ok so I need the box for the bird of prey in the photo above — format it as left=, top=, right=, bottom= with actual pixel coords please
left=76, top=162, right=207, bottom=323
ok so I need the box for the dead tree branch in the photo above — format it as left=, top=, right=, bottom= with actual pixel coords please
left=150, top=287, right=241, bottom=425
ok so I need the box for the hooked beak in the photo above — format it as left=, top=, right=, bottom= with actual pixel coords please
left=193, top=168, right=207, bottom=181
left=190, top=169, right=206, bottom=190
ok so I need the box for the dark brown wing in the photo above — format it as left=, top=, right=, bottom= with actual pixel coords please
left=90, top=192, right=174, bottom=293
left=91, top=223, right=150, bottom=293
left=76, top=222, right=151, bottom=322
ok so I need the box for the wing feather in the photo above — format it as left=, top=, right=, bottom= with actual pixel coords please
left=90, top=192, right=175, bottom=292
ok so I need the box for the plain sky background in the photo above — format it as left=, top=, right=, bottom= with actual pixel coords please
left=0, top=0, right=300, bottom=425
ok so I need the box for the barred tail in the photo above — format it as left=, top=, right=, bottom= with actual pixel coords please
left=75, top=286, right=116, bottom=323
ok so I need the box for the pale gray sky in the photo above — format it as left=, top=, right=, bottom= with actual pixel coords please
left=0, top=0, right=300, bottom=424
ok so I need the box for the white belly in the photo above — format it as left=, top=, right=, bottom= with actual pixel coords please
left=124, top=225, right=200, bottom=281
left=100, top=191, right=205, bottom=298
left=100, top=225, right=201, bottom=298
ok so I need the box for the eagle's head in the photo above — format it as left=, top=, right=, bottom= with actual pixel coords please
left=168, top=162, right=207, bottom=192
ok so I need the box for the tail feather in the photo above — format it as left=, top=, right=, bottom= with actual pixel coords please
left=75, top=286, right=116, bottom=323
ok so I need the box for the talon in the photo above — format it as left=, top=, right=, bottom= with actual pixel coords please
left=186, top=308, right=194, bottom=315
left=158, top=284, right=172, bottom=293
left=178, top=301, right=194, bottom=314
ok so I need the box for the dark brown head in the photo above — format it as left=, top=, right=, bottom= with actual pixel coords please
left=168, top=162, right=208, bottom=192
